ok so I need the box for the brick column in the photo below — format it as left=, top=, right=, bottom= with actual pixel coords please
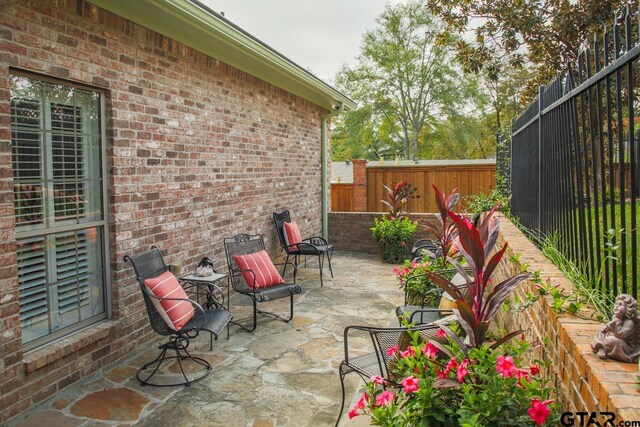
left=352, top=159, right=367, bottom=212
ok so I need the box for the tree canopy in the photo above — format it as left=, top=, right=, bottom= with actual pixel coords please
left=334, top=1, right=463, bottom=161
left=425, top=0, right=626, bottom=101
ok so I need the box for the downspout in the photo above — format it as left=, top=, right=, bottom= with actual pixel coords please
left=321, top=102, right=344, bottom=239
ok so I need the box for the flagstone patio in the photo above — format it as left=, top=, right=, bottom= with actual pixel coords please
left=8, top=252, right=400, bottom=427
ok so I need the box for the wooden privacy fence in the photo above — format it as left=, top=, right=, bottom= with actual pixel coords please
left=330, top=183, right=353, bottom=213
left=366, top=164, right=496, bottom=212
left=330, top=161, right=496, bottom=213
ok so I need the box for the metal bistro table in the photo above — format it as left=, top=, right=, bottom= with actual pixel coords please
left=179, top=272, right=230, bottom=339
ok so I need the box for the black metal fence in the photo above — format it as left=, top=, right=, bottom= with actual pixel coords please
left=507, top=5, right=639, bottom=298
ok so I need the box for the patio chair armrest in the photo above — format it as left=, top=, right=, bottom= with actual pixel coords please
left=407, top=308, right=454, bottom=324
left=236, top=268, right=259, bottom=294
left=303, top=236, right=329, bottom=246
left=272, top=260, right=298, bottom=278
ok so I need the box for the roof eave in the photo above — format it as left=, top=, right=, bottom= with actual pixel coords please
left=85, top=0, right=356, bottom=111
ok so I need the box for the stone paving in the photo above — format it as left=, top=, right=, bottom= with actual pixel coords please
left=8, top=252, right=401, bottom=427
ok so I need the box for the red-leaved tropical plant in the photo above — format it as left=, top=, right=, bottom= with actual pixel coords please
left=381, top=180, right=419, bottom=218
left=420, top=185, right=459, bottom=262
left=427, top=208, right=531, bottom=347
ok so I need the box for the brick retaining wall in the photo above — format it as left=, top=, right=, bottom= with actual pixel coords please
left=493, top=214, right=640, bottom=422
left=328, top=212, right=439, bottom=255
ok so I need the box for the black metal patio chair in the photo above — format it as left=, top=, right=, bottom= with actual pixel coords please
left=124, top=247, right=232, bottom=387
left=336, top=315, right=457, bottom=426
left=273, top=210, right=333, bottom=286
left=410, top=237, right=440, bottom=261
left=223, top=234, right=302, bottom=332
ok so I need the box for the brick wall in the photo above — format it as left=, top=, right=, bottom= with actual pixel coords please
left=492, top=214, right=640, bottom=422
left=329, top=212, right=439, bottom=254
left=0, top=0, right=329, bottom=422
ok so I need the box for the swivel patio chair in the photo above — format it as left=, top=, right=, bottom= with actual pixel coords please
left=273, top=210, right=333, bottom=286
left=336, top=315, right=457, bottom=426
left=124, top=247, right=232, bottom=387
left=223, top=234, right=302, bottom=332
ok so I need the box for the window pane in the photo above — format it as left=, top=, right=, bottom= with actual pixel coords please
left=16, top=236, right=49, bottom=343
left=52, top=229, right=104, bottom=331
left=11, top=97, right=44, bottom=228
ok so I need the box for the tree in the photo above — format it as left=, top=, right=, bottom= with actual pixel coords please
left=425, top=0, right=626, bottom=101
left=330, top=99, right=399, bottom=161
left=334, top=1, right=461, bottom=161
left=419, top=73, right=495, bottom=159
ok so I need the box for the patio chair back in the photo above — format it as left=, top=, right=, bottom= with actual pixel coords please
left=272, top=210, right=291, bottom=252
left=125, top=247, right=174, bottom=336
left=224, top=234, right=265, bottom=294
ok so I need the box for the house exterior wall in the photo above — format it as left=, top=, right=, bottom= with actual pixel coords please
left=0, top=0, right=328, bottom=422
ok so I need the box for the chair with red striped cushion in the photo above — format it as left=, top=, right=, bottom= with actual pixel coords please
left=124, top=247, right=232, bottom=387
left=273, top=210, right=334, bottom=286
left=224, top=234, right=301, bottom=332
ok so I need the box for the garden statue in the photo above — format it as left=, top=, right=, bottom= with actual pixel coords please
left=591, top=294, right=640, bottom=363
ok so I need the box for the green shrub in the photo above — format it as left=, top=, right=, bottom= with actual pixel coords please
left=466, top=188, right=510, bottom=216
left=371, top=216, right=417, bottom=264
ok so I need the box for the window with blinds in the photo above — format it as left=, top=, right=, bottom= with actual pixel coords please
left=10, top=73, right=107, bottom=349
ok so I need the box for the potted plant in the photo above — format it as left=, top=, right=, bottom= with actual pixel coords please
left=371, top=181, right=419, bottom=264
left=350, top=208, right=559, bottom=426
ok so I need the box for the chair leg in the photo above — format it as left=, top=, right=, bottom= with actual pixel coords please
left=336, top=364, right=348, bottom=427
left=318, top=253, right=324, bottom=287
left=289, top=293, right=294, bottom=320
left=327, top=250, right=334, bottom=278
left=136, top=336, right=211, bottom=387
left=293, top=255, right=298, bottom=283
left=253, top=298, right=258, bottom=331
left=229, top=298, right=258, bottom=333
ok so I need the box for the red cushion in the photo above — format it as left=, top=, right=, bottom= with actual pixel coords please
left=284, top=221, right=303, bottom=251
left=144, top=271, right=194, bottom=331
left=233, top=250, right=285, bottom=290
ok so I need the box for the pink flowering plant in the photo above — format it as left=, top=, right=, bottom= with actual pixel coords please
left=352, top=207, right=559, bottom=426
left=350, top=325, right=558, bottom=426
left=393, top=259, right=443, bottom=307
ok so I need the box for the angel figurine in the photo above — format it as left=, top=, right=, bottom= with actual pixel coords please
left=591, top=294, right=640, bottom=363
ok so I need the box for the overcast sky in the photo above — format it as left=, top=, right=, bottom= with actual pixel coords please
left=200, top=0, right=403, bottom=84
